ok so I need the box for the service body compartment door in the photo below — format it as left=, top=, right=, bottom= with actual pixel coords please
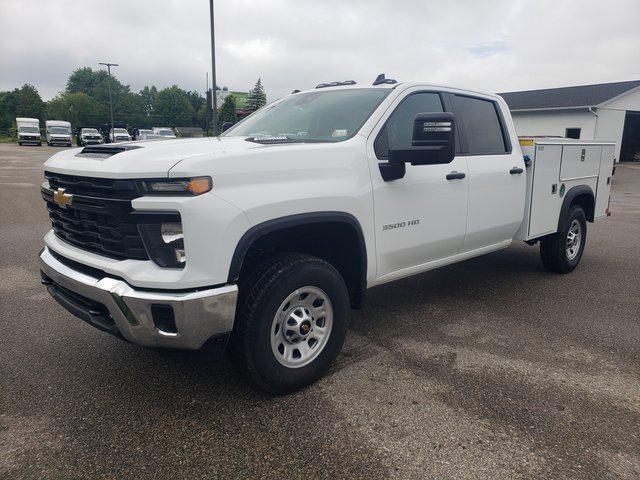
left=560, top=145, right=601, bottom=180
left=528, top=144, right=563, bottom=238
left=594, top=145, right=615, bottom=219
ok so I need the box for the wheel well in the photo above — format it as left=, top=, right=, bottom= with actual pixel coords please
left=235, top=220, right=366, bottom=309
left=570, top=193, right=595, bottom=222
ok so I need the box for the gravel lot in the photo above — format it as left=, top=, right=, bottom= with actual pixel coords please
left=1, top=142, right=639, bottom=479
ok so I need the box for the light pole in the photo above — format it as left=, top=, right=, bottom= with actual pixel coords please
left=209, top=0, right=217, bottom=135
left=205, top=72, right=209, bottom=136
left=99, top=62, right=118, bottom=141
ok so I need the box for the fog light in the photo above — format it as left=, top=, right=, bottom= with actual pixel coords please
left=151, top=304, right=177, bottom=335
left=139, top=221, right=186, bottom=268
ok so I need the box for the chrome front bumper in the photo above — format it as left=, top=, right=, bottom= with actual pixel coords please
left=39, top=247, right=238, bottom=350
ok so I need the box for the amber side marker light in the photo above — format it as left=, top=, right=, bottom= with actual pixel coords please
left=187, top=177, right=213, bottom=195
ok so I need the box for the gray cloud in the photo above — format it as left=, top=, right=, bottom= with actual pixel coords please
left=1, top=0, right=639, bottom=101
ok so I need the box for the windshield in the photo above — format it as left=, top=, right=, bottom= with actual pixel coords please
left=50, top=127, right=70, bottom=134
left=113, top=129, right=128, bottom=135
left=82, top=129, right=99, bottom=134
left=224, top=88, right=390, bottom=142
left=19, top=126, right=39, bottom=133
left=139, top=130, right=153, bottom=134
left=158, top=129, right=174, bottom=136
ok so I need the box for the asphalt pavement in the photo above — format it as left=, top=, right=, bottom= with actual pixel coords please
left=1, top=143, right=639, bottom=479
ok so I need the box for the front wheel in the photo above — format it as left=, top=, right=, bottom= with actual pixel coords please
left=228, top=253, right=349, bottom=394
left=540, top=205, right=587, bottom=273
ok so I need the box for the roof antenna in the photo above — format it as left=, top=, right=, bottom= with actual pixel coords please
left=373, top=73, right=397, bottom=86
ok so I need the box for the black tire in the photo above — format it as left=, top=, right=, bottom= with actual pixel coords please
left=227, top=253, right=350, bottom=394
left=540, top=205, right=587, bottom=273
left=18, top=141, right=22, bottom=146
left=37, top=142, right=42, bottom=146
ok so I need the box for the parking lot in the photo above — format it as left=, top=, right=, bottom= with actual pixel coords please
left=0, top=142, right=638, bottom=479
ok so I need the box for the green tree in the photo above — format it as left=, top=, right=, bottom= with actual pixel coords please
left=187, top=90, right=206, bottom=113
left=0, top=90, right=18, bottom=130
left=245, top=78, right=266, bottom=111
left=66, top=67, right=135, bottom=126
left=15, top=84, right=45, bottom=119
left=216, top=94, right=237, bottom=130
left=66, top=67, right=101, bottom=95
left=154, top=85, right=196, bottom=126
left=140, top=86, right=158, bottom=117
left=46, top=92, right=97, bottom=126
left=198, top=102, right=211, bottom=133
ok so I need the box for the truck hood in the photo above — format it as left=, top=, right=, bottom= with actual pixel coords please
left=43, top=137, right=267, bottom=178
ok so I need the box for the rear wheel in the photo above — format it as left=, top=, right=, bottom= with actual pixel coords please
left=228, top=253, right=349, bottom=394
left=540, top=205, right=587, bottom=273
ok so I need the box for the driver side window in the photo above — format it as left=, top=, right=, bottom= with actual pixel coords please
left=374, top=92, right=444, bottom=158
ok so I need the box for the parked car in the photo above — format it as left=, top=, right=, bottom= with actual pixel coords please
left=76, top=127, right=104, bottom=146
left=38, top=79, right=616, bottom=394
left=45, top=120, right=72, bottom=147
left=16, top=117, right=41, bottom=146
left=134, top=129, right=161, bottom=141
left=152, top=127, right=176, bottom=138
left=110, top=127, right=132, bottom=143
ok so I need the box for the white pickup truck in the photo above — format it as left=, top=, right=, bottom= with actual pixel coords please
left=38, top=79, right=615, bottom=393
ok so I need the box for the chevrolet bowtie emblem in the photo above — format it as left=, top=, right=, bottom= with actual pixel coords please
left=53, top=188, right=73, bottom=208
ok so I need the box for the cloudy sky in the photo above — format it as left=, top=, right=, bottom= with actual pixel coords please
left=1, top=0, right=639, bottom=101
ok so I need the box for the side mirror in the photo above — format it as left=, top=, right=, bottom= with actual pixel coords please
left=221, top=122, right=233, bottom=132
left=389, top=112, right=455, bottom=166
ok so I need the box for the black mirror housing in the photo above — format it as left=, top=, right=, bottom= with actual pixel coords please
left=221, top=122, right=233, bottom=132
left=388, top=112, right=455, bottom=166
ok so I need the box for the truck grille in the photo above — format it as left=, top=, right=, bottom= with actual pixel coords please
left=42, top=172, right=180, bottom=261
left=46, top=171, right=140, bottom=199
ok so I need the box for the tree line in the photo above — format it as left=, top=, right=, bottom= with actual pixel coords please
left=0, top=67, right=267, bottom=135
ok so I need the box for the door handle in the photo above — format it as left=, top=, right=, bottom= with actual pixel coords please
left=510, top=167, right=524, bottom=174
left=446, top=171, right=466, bottom=180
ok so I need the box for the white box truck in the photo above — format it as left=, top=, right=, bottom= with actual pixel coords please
left=16, top=117, right=41, bottom=146
left=38, top=79, right=616, bottom=393
left=45, top=120, right=72, bottom=147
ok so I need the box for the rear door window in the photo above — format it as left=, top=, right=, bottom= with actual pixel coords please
left=452, top=95, right=508, bottom=155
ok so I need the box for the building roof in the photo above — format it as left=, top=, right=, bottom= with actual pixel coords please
left=500, top=80, right=640, bottom=111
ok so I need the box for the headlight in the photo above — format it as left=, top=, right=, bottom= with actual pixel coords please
left=137, top=176, right=212, bottom=196
left=138, top=221, right=186, bottom=268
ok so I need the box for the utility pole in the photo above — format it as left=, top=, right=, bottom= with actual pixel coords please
left=98, top=62, right=118, bottom=141
left=205, top=72, right=209, bottom=136
left=209, top=0, right=217, bottom=135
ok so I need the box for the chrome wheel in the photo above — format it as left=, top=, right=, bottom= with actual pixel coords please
left=270, top=286, right=333, bottom=369
left=566, top=219, right=582, bottom=261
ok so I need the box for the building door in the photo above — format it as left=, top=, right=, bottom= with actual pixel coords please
left=620, top=111, right=640, bottom=162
